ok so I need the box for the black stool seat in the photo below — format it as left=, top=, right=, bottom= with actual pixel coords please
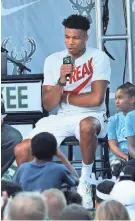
left=62, top=136, right=107, bottom=145
left=61, top=135, right=111, bottom=178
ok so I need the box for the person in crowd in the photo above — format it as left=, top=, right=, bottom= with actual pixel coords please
left=59, top=203, right=93, bottom=220
left=95, top=180, right=115, bottom=208
left=14, top=14, right=111, bottom=209
left=122, top=159, right=135, bottom=182
left=110, top=180, right=135, bottom=220
left=1, top=180, right=22, bottom=197
left=1, top=191, right=8, bottom=220
left=12, top=132, right=78, bottom=191
left=1, top=93, right=22, bottom=175
left=7, top=192, right=47, bottom=220
left=63, top=190, right=82, bottom=205
left=42, top=188, right=67, bottom=220
left=125, top=110, right=135, bottom=159
left=108, top=82, right=135, bottom=177
left=95, top=200, right=130, bottom=220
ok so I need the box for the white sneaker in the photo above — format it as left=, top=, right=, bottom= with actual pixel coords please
left=77, top=178, right=93, bottom=209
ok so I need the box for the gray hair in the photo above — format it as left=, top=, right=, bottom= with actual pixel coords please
left=42, top=188, right=67, bottom=220
left=8, top=191, right=47, bottom=220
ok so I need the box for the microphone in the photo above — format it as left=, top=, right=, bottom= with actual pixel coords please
left=63, top=54, right=75, bottom=82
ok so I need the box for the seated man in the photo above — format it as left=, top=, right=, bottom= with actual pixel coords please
left=125, top=110, right=135, bottom=159
left=1, top=93, right=22, bottom=175
left=14, top=14, right=111, bottom=208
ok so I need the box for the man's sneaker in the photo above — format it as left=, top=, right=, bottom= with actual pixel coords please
left=77, top=178, right=93, bottom=209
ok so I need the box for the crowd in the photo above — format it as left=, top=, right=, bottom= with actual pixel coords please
left=1, top=14, right=135, bottom=220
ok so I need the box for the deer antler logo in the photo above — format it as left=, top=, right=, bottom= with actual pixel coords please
left=69, top=0, right=103, bottom=24
left=2, top=37, right=36, bottom=75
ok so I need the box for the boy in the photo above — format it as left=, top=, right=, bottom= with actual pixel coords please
left=13, top=132, right=78, bottom=191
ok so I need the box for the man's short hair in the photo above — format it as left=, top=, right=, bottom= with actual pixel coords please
left=42, top=188, right=67, bottom=220
left=1, top=180, right=22, bottom=197
left=8, top=192, right=47, bottom=220
left=123, top=164, right=135, bottom=182
left=31, top=132, right=57, bottom=160
left=62, top=14, right=90, bottom=31
left=96, top=180, right=115, bottom=203
left=63, top=190, right=82, bottom=205
left=59, top=203, right=93, bottom=220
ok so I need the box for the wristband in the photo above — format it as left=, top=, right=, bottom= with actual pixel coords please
left=57, top=78, right=66, bottom=87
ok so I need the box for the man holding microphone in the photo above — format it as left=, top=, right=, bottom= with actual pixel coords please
left=15, top=14, right=111, bottom=209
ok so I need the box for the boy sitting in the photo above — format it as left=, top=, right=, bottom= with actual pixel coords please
left=12, top=132, right=79, bottom=191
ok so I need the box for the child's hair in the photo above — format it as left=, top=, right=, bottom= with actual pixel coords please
left=96, top=180, right=115, bottom=204
left=63, top=190, right=82, bottom=205
left=1, top=180, right=22, bottom=197
left=123, top=163, right=135, bottom=182
left=31, top=132, right=57, bottom=160
left=62, top=14, right=90, bottom=31
left=117, top=82, right=135, bottom=97
left=96, top=200, right=130, bottom=220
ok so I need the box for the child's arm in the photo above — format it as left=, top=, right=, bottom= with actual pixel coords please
left=56, top=148, right=79, bottom=178
left=126, top=112, right=135, bottom=158
left=108, top=139, right=128, bottom=160
left=108, top=115, right=128, bottom=160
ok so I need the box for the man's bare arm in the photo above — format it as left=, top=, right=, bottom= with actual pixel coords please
left=42, top=64, right=74, bottom=111
left=61, top=80, right=108, bottom=107
left=42, top=85, right=63, bottom=112
left=128, top=136, right=135, bottom=159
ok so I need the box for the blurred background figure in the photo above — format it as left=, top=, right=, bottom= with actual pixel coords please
left=95, top=200, right=130, bottom=220
left=110, top=180, right=135, bottom=220
left=95, top=180, right=115, bottom=208
left=7, top=192, right=47, bottom=220
left=59, top=203, right=93, bottom=220
left=1, top=93, right=22, bottom=177
left=42, top=188, right=67, bottom=220
left=63, top=190, right=82, bottom=205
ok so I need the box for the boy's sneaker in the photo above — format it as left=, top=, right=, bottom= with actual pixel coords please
left=77, top=178, right=93, bottom=209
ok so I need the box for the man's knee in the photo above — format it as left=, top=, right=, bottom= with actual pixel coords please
left=14, top=139, right=31, bottom=156
left=80, top=118, right=97, bottom=136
